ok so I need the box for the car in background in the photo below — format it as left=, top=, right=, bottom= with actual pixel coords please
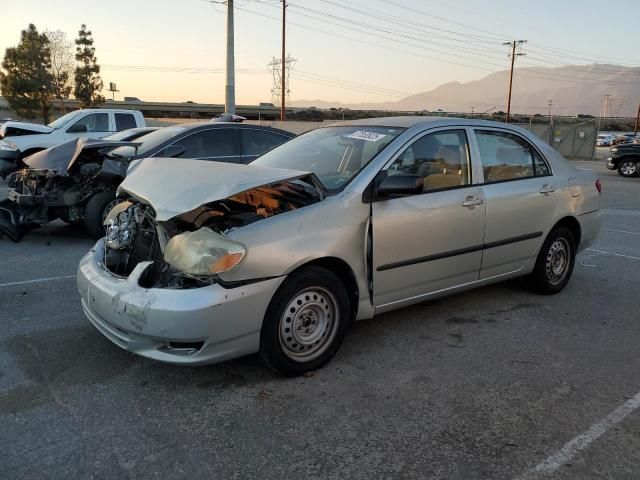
left=101, top=127, right=158, bottom=142
left=0, top=123, right=293, bottom=242
left=611, top=134, right=636, bottom=146
left=0, top=109, right=146, bottom=178
left=78, top=117, right=602, bottom=375
left=606, top=142, right=640, bottom=177
left=596, top=134, right=615, bottom=147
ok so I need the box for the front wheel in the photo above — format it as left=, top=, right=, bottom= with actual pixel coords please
left=83, top=191, right=118, bottom=240
left=617, top=159, right=637, bottom=177
left=259, top=266, right=352, bottom=376
left=528, top=227, right=576, bottom=294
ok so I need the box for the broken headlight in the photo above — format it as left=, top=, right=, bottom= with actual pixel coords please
left=163, top=227, right=245, bottom=276
left=104, top=201, right=137, bottom=250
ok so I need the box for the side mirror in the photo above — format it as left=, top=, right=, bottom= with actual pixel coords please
left=67, top=123, right=88, bottom=133
left=162, top=144, right=186, bottom=158
left=376, top=173, right=423, bottom=196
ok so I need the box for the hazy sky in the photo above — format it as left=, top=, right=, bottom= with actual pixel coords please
left=1, top=0, right=639, bottom=105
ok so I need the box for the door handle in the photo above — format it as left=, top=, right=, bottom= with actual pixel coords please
left=462, top=196, right=483, bottom=208
left=539, top=184, right=556, bottom=195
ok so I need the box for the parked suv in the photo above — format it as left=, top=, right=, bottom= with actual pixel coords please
left=606, top=143, right=640, bottom=177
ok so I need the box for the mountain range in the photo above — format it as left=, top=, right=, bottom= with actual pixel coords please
left=291, top=64, right=640, bottom=117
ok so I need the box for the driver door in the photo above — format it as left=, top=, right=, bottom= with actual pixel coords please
left=64, top=112, right=111, bottom=141
left=371, top=128, right=486, bottom=308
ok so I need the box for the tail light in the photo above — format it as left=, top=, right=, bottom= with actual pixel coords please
left=595, top=179, right=602, bottom=194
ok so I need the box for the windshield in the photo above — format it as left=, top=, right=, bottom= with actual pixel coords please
left=47, top=110, right=84, bottom=129
left=252, top=126, right=404, bottom=192
left=108, top=126, right=186, bottom=158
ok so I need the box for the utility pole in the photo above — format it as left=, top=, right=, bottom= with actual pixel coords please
left=225, top=0, right=235, bottom=114
left=470, top=106, right=475, bottom=117
left=634, top=102, right=640, bottom=135
left=503, top=40, right=526, bottom=123
left=602, top=94, right=612, bottom=125
left=547, top=100, right=555, bottom=145
left=280, top=0, right=287, bottom=121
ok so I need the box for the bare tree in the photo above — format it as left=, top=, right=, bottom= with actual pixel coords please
left=45, top=30, right=74, bottom=114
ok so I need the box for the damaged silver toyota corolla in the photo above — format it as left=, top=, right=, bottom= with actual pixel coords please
left=78, top=117, right=602, bottom=375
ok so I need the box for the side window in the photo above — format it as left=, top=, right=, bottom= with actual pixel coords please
left=115, top=113, right=137, bottom=131
left=70, top=113, right=109, bottom=132
left=388, top=129, right=471, bottom=192
left=241, top=130, right=289, bottom=156
left=168, top=129, right=238, bottom=158
left=475, top=130, right=549, bottom=182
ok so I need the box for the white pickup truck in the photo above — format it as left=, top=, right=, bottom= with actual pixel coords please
left=0, top=108, right=146, bottom=177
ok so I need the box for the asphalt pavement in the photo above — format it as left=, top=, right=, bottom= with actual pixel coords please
left=1, top=154, right=639, bottom=479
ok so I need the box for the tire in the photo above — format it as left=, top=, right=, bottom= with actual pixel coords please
left=259, top=266, right=352, bottom=376
left=617, top=159, right=637, bottom=177
left=83, top=191, right=118, bottom=240
left=528, top=227, right=576, bottom=295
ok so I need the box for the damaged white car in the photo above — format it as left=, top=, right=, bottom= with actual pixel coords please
left=77, top=117, right=602, bottom=375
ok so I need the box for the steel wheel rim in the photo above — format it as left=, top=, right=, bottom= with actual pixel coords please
left=620, top=161, right=635, bottom=176
left=545, top=238, right=570, bottom=285
left=279, top=287, right=339, bottom=362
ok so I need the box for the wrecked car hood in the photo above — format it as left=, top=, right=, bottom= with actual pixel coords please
left=24, top=138, right=140, bottom=174
left=0, top=121, right=53, bottom=137
left=118, top=158, right=314, bottom=221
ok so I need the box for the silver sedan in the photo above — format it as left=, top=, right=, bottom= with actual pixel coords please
left=77, top=117, right=602, bottom=375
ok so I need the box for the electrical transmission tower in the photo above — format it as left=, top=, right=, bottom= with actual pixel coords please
left=268, top=55, right=296, bottom=109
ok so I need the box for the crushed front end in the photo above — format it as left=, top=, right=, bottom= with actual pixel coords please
left=78, top=174, right=323, bottom=365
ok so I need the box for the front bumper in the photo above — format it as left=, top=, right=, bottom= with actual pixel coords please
left=605, top=157, right=616, bottom=170
left=77, top=239, right=285, bottom=365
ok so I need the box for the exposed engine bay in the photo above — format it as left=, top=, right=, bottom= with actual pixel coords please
left=103, top=175, right=324, bottom=289
left=0, top=139, right=138, bottom=242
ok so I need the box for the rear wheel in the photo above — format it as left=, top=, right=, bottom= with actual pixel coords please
left=83, top=191, right=118, bottom=239
left=528, top=227, right=576, bottom=294
left=617, top=159, right=637, bottom=177
left=259, top=266, right=352, bottom=376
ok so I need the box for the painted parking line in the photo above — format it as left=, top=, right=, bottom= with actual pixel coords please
left=587, top=248, right=640, bottom=261
left=603, top=228, right=640, bottom=236
left=516, top=391, right=640, bottom=479
left=0, top=274, right=75, bottom=288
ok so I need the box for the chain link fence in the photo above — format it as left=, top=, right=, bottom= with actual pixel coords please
left=515, top=120, right=597, bottom=160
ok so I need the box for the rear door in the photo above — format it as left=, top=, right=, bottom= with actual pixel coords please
left=159, top=128, right=241, bottom=162
left=371, top=128, right=486, bottom=308
left=114, top=113, right=138, bottom=132
left=471, top=128, right=556, bottom=279
left=239, top=129, right=291, bottom=162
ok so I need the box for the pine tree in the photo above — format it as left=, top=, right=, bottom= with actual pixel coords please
left=73, top=24, right=104, bottom=107
left=0, top=24, right=55, bottom=122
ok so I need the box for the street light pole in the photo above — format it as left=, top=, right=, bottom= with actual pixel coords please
left=225, top=0, right=236, bottom=114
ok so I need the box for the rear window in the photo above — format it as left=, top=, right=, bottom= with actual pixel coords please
left=115, top=113, right=137, bottom=131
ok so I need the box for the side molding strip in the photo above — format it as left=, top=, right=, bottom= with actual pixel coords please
left=376, top=231, right=543, bottom=272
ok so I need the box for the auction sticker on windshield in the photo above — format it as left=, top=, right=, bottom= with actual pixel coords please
left=347, top=131, right=387, bottom=142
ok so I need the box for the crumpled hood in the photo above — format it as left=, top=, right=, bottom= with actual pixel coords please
left=24, top=138, right=141, bottom=174
left=0, top=121, right=53, bottom=137
left=118, top=158, right=311, bottom=221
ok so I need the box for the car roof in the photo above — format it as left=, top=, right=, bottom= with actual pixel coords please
left=328, top=115, right=520, bottom=130
left=172, top=121, right=295, bottom=137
